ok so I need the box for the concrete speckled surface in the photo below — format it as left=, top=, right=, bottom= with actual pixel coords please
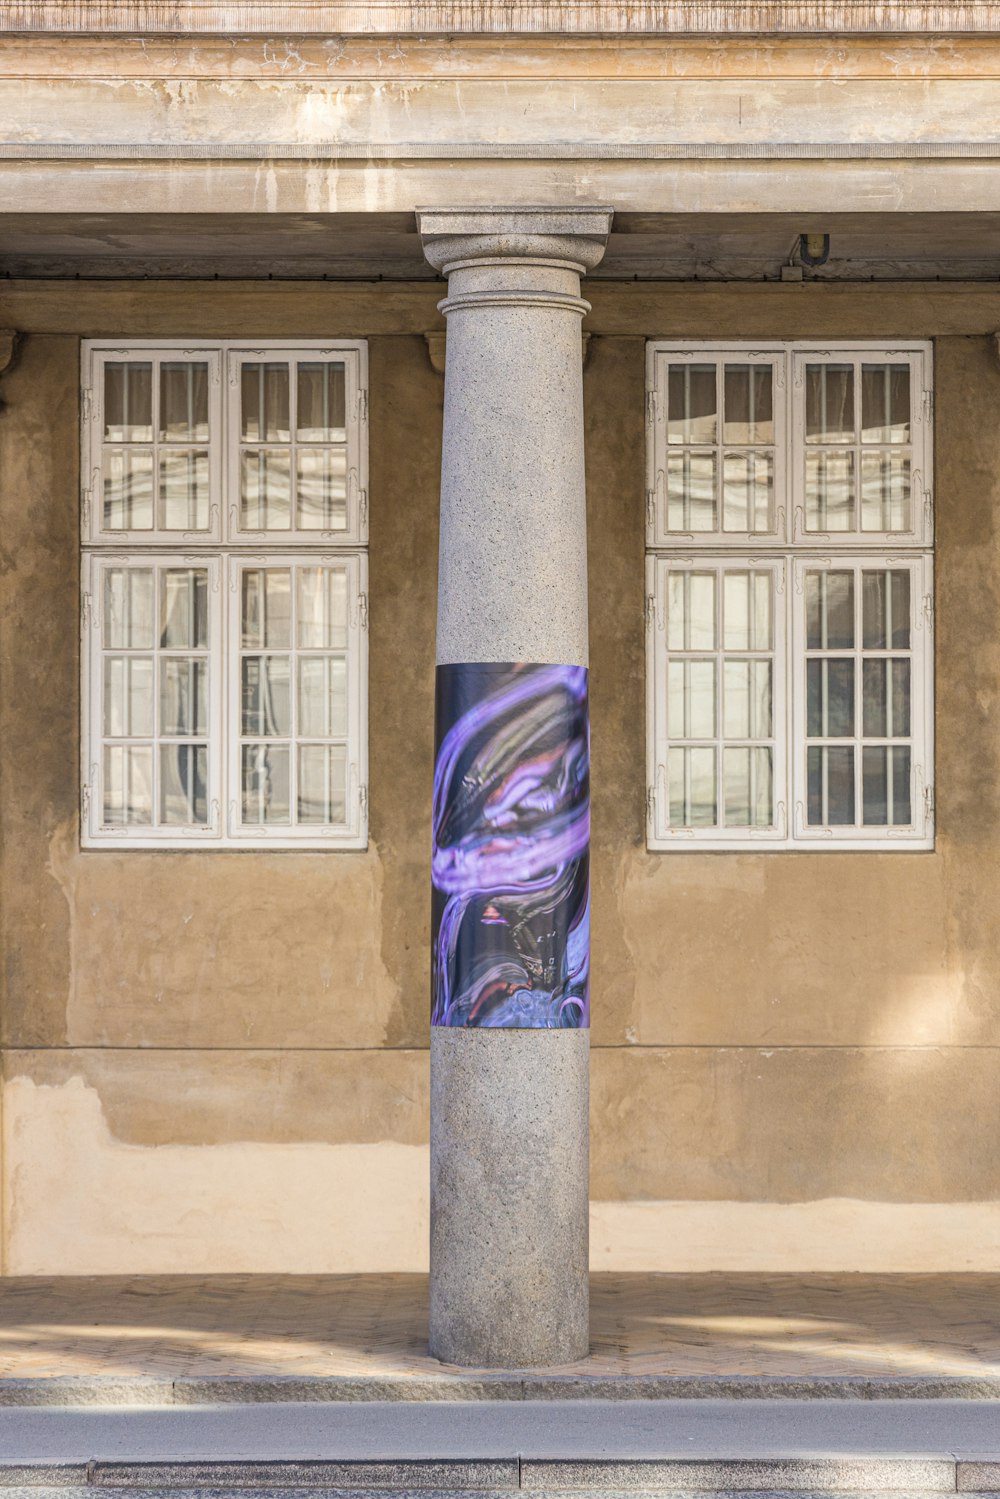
left=430, top=1031, right=590, bottom=1367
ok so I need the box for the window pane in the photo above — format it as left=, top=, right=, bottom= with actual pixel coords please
left=723, top=571, right=771, bottom=650
left=104, top=656, right=153, bottom=737
left=240, top=450, right=291, bottom=530
left=160, top=658, right=209, bottom=736
left=667, top=364, right=717, bottom=445
left=805, top=451, right=855, bottom=531
left=667, top=453, right=716, bottom=532
left=103, top=449, right=154, bottom=531
left=297, top=362, right=346, bottom=441
left=241, top=363, right=290, bottom=442
left=298, top=567, right=349, bottom=649
left=723, top=365, right=773, bottom=445
left=805, top=364, right=855, bottom=443
left=891, top=659, right=912, bottom=738
left=104, top=362, right=152, bottom=442
left=862, top=745, right=888, bottom=825
left=103, top=744, right=152, bottom=826
left=159, top=362, right=209, bottom=443
left=241, top=744, right=290, bottom=824
left=722, top=746, right=772, bottom=827
left=161, top=569, right=208, bottom=649
left=668, top=745, right=717, bottom=827
left=723, top=451, right=773, bottom=533
left=863, top=659, right=888, bottom=738
left=297, top=448, right=348, bottom=531
left=807, top=745, right=855, bottom=826
left=160, top=744, right=208, bottom=825
left=861, top=452, right=911, bottom=532
left=892, top=745, right=912, bottom=825
left=298, top=744, right=348, bottom=824
left=807, top=659, right=855, bottom=738
left=242, top=656, right=291, bottom=736
left=863, top=570, right=910, bottom=649
left=104, top=568, right=154, bottom=649
left=806, top=571, right=855, bottom=650
left=861, top=364, right=910, bottom=444
left=299, top=656, right=348, bottom=738
left=159, top=451, right=210, bottom=531
left=241, top=569, right=291, bottom=649
left=724, top=659, right=772, bottom=739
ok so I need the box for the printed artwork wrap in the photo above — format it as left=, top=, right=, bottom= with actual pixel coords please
left=432, top=663, right=590, bottom=1028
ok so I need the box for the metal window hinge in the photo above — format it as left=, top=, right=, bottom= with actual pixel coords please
left=358, top=591, right=368, bottom=630
left=923, top=591, right=934, bottom=629
left=359, top=784, right=369, bottom=819
left=924, top=783, right=935, bottom=817
left=81, top=385, right=93, bottom=424
left=81, top=591, right=92, bottom=629
left=645, top=592, right=656, bottom=629
left=80, top=781, right=91, bottom=824
left=922, top=387, right=934, bottom=423
left=358, top=388, right=368, bottom=422
left=646, top=389, right=657, bottom=425
left=646, top=786, right=656, bottom=825
left=359, top=488, right=368, bottom=528
left=645, top=490, right=656, bottom=530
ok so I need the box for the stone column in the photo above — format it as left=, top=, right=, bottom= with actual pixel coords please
left=419, top=207, right=612, bottom=1368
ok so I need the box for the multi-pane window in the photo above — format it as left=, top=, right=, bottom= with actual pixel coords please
left=82, top=341, right=368, bottom=849
left=647, top=343, right=933, bottom=851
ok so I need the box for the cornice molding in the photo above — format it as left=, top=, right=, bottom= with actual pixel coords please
left=4, top=2, right=1000, bottom=33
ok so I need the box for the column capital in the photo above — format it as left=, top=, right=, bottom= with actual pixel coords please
left=417, top=205, right=613, bottom=277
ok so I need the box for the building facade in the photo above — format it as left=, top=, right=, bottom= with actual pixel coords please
left=1, top=2, right=1000, bottom=1286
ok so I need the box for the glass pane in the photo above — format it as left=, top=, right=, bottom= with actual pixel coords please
left=241, top=744, right=290, bottom=824
left=668, top=660, right=715, bottom=738
left=104, top=656, right=153, bottom=737
left=723, top=365, right=774, bottom=445
left=724, top=659, right=772, bottom=739
left=805, top=364, right=855, bottom=443
left=688, top=747, right=716, bottom=826
left=103, top=744, right=152, bottom=826
left=805, top=451, right=855, bottom=531
left=241, top=569, right=291, bottom=649
left=861, top=364, right=910, bottom=444
left=863, top=659, right=888, bottom=738
left=863, top=746, right=888, bottom=825
left=298, top=744, right=348, bottom=824
left=299, top=656, right=348, bottom=738
left=159, top=362, right=209, bottom=443
left=807, top=745, right=856, bottom=826
left=667, top=364, right=717, bottom=445
left=892, top=745, right=912, bottom=825
left=863, top=570, right=910, bottom=649
left=161, top=658, right=209, bottom=736
left=723, top=571, right=771, bottom=651
left=104, top=568, right=154, bottom=649
left=104, top=449, right=154, bottom=530
left=241, top=363, right=290, bottom=442
left=723, top=451, right=773, bottom=533
left=298, top=567, right=349, bottom=649
left=104, top=362, right=152, bottom=442
left=297, top=362, right=346, bottom=441
left=241, top=450, right=291, bottom=530
left=807, top=659, right=855, bottom=738
left=241, top=656, right=291, bottom=736
left=891, top=659, right=912, bottom=738
left=159, top=451, right=210, bottom=531
left=861, top=452, right=911, bottom=532
left=161, top=569, right=208, bottom=649
left=297, top=449, right=348, bottom=531
left=160, top=744, right=208, bottom=825
left=667, top=453, right=716, bottom=532
left=667, top=746, right=686, bottom=828
left=806, top=571, right=855, bottom=650
left=724, top=746, right=773, bottom=827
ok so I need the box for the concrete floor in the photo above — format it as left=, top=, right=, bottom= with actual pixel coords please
left=0, top=1274, right=997, bottom=1382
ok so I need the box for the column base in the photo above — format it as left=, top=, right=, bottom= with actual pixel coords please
left=429, top=1027, right=590, bottom=1368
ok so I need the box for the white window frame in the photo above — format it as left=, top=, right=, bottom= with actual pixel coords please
left=646, top=339, right=934, bottom=853
left=81, top=338, right=369, bottom=851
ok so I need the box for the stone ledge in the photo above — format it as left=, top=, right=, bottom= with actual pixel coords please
left=3, top=1374, right=1000, bottom=1405
left=4, top=2, right=1000, bottom=33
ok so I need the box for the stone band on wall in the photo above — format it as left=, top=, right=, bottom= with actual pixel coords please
left=432, top=662, right=590, bottom=1029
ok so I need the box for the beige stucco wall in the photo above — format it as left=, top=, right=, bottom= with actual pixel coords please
left=1, top=281, right=1000, bottom=1272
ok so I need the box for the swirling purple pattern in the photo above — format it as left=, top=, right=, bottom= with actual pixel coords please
left=432, top=662, right=590, bottom=1029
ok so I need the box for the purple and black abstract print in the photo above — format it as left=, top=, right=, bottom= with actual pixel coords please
left=431, top=662, right=590, bottom=1029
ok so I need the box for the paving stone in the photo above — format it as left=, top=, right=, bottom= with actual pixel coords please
left=520, top=1458, right=957, bottom=1491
